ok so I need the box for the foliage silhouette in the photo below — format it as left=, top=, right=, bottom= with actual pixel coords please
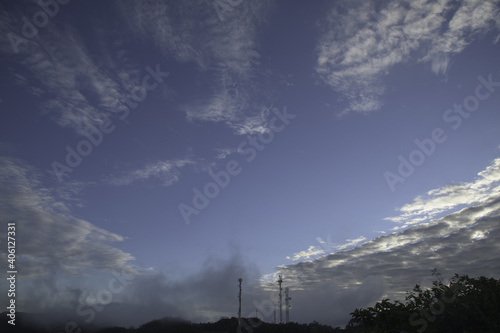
left=347, top=272, right=500, bottom=332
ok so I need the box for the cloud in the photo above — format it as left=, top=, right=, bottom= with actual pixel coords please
left=2, top=155, right=500, bottom=328
left=266, top=158, right=500, bottom=326
left=116, top=0, right=277, bottom=135
left=214, top=147, right=238, bottom=160
left=178, top=6, right=277, bottom=135
left=287, top=246, right=326, bottom=262
left=116, top=0, right=273, bottom=71
left=113, top=250, right=262, bottom=326
left=3, top=246, right=262, bottom=328
left=0, top=156, right=138, bottom=278
left=289, top=275, right=386, bottom=326
left=336, top=236, right=367, bottom=251
left=270, top=197, right=500, bottom=326
left=0, top=155, right=260, bottom=327
left=316, top=0, right=500, bottom=114
left=287, top=236, right=367, bottom=263
left=102, top=159, right=195, bottom=187
left=0, top=3, right=155, bottom=136
left=115, top=1, right=207, bottom=68
left=386, top=157, right=500, bottom=228
left=15, top=192, right=499, bottom=328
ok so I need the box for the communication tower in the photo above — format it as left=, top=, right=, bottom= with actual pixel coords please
left=238, top=278, right=242, bottom=327
left=278, top=275, right=283, bottom=324
left=285, top=287, right=291, bottom=323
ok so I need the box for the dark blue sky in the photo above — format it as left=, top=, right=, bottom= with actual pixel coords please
left=1, top=0, right=500, bottom=328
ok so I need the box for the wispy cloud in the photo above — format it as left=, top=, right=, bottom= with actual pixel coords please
left=116, top=0, right=277, bottom=135
left=316, top=0, right=500, bottom=114
left=214, top=147, right=237, bottom=160
left=0, top=156, right=138, bottom=277
left=115, top=1, right=207, bottom=68
left=287, top=246, right=326, bottom=262
left=102, top=159, right=195, bottom=187
left=0, top=4, right=149, bottom=135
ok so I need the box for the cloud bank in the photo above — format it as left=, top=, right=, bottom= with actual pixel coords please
left=271, top=158, right=500, bottom=326
left=0, top=156, right=138, bottom=278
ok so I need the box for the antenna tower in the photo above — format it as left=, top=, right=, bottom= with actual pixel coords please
left=285, top=287, right=291, bottom=323
left=238, top=278, right=242, bottom=327
left=278, top=275, right=283, bottom=324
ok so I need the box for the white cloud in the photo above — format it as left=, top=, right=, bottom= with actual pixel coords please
left=0, top=156, right=138, bottom=277
left=268, top=158, right=500, bottom=325
left=8, top=32, right=124, bottom=133
left=102, top=159, right=195, bottom=187
left=288, top=235, right=368, bottom=263
left=214, top=147, right=237, bottom=160
left=116, top=0, right=277, bottom=135
left=0, top=9, right=157, bottom=136
left=269, top=195, right=500, bottom=326
left=316, top=0, right=500, bottom=114
left=116, top=1, right=207, bottom=68
left=336, top=236, right=367, bottom=251
left=386, top=158, right=500, bottom=227
left=287, top=246, right=326, bottom=261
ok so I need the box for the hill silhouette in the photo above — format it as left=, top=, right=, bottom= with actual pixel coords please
left=0, top=314, right=345, bottom=333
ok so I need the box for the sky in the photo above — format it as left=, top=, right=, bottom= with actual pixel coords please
left=1, top=0, right=500, bottom=329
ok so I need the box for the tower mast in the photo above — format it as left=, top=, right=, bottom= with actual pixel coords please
left=278, top=275, right=283, bottom=324
left=285, top=287, right=291, bottom=323
left=238, top=278, right=242, bottom=327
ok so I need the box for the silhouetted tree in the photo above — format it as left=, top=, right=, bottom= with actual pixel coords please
left=348, top=272, right=500, bottom=332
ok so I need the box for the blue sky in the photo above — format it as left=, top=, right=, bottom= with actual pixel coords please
left=1, top=0, right=500, bottom=328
